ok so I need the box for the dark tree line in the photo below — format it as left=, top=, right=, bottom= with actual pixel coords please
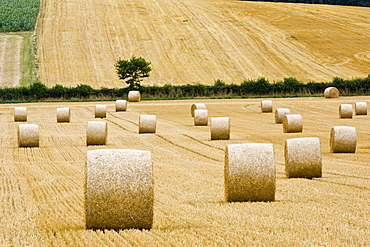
left=0, top=75, right=370, bottom=102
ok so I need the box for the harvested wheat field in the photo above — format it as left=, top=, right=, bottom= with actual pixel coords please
left=0, top=34, right=22, bottom=87
left=36, top=0, right=370, bottom=88
left=0, top=97, right=369, bottom=245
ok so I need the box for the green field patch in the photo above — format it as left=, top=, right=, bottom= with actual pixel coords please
left=0, top=0, right=40, bottom=32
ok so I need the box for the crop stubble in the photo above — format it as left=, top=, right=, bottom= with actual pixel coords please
left=0, top=98, right=369, bottom=245
left=0, top=34, right=22, bottom=87
left=36, top=0, right=370, bottom=88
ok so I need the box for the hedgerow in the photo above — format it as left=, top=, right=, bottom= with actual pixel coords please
left=0, top=76, right=370, bottom=102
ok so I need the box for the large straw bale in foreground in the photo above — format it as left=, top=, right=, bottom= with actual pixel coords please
left=339, top=104, right=353, bottom=118
left=56, top=107, right=70, bottom=122
left=283, top=114, right=303, bottom=133
left=355, top=102, right=367, bottom=115
left=139, top=115, right=157, bottom=134
left=275, top=108, right=290, bottom=124
left=95, top=105, right=107, bottom=118
left=324, top=87, right=339, bottom=98
left=191, top=103, right=206, bottom=117
left=194, top=109, right=208, bottom=126
left=18, top=124, right=39, bottom=147
left=128, top=91, right=141, bottom=102
left=85, top=149, right=153, bottom=230
left=86, top=121, right=108, bottom=145
left=211, top=117, right=230, bottom=140
left=261, top=100, right=273, bottom=113
left=225, top=143, right=275, bottom=202
left=330, top=126, right=356, bottom=153
left=14, top=107, right=27, bottom=122
left=285, top=137, right=322, bottom=178
left=116, top=100, right=127, bottom=112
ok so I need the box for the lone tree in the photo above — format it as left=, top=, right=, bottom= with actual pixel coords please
left=115, top=56, right=152, bottom=90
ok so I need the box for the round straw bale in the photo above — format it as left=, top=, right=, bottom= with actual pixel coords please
left=284, top=137, right=322, bottom=178
left=194, top=109, right=208, bottom=126
left=191, top=103, right=206, bottom=117
left=18, top=124, right=39, bottom=147
left=95, top=105, right=107, bottom=118
left=324, top=87, right=339, bottom=98
left=14, top=107, right=27, bottom=122
left=85, top=149, right=153, bottom=230
left=330, top=126, right=356, bottom=153
left=355, top=102, right=367, bottom=115
left=86, top=121, right=108, bottom=145
left=339, top=104, right=353, bottom=118
left=283, top=114, right=303, bottom=133
left=261, top=100, right=273, bottom=113
left=56, top=107, right=70, bottom=123
left=128, top=91, right=141, bottom=102
left=116, top=100, right=127, bottom=112
left=211, top=117, right=230, bottom=140
left=275, top=108, right=290, bottom=124
left=225, top=143, right=275, bottom=202
left=139, top=115, right=156, bottom=134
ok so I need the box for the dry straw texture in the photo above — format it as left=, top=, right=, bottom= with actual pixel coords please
left=339, top=104, right=353, bottom=118
left=191, top=103, right=206, bottom=117
left=18, top=124, right=39, bottom=147
left=86, top=121, right=108, bottom=145
left=95, top=105, right=107, bottom=118
left=261, top=100, right=273, bottom=113
left=115, top=100, right=127, bottom=112
left=355, top=102, right=367, bottom=115
left=225, top=143, right=275, bottom=202
left=14, top=107, right=27, bottom=122
left=139, top=115, right=157, bottom=134
left=283, top=114, right=303, bottom=133
left=56, top=107, right=70, bottom=122
left=211, top=117, right=230, bottom=140
left=324, top=87, right=339, bottom=98
left=85, top=149, right=153, bottom=230
left=285, top=137, right=322, bottom=178
left=194, top=109, right=208, bottom=126
left=128, top=91, right=141, bottom=102
left=275, top=108, right=290, bottom=124
left=330, top=126, right=357, bottom=153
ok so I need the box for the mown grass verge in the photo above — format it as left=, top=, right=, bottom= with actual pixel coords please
left=18, top=32, right=37, bottom=86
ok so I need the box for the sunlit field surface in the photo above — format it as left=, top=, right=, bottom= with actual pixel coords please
left=0, top=97, right=369, bottom=246
left=0, top=34, right=22, bottom=87
left=37, top=0, right=370, bottom=87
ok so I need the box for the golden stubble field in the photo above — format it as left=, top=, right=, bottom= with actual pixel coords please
left=36, top=0, right=370, bottom=88
left=0, top=34, right=22, bottom=87
left=0, top=97, right=369, bottom=246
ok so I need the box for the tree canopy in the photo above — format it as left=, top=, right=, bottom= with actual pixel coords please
left=115, top=56, right=152, bottom=90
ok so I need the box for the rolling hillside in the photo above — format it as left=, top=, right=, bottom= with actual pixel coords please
left=36, top=0, right=370, bottom=88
